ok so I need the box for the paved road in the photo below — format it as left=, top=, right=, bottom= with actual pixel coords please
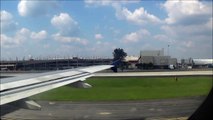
left=1, top=96, right=205, bottom=120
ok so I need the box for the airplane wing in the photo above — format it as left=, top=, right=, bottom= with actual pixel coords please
left=0, top=65, right=113, bottom=105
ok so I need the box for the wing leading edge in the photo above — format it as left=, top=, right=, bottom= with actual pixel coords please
left=0, top=65, right=113, bottom=105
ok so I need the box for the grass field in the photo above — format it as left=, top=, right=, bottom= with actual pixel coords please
left=31, top=76, right=212, bottom=101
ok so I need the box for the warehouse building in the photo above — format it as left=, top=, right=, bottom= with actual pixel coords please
left=193, top=59, right=213, bottom=68
left=140, top=49, right=164, bottom=57
left=139, top=49, right=177, bottom=69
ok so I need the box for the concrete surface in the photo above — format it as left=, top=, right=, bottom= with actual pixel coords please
left=1, top=70, right=213, bottom=78
left=95, top=71, right=213, bottom=77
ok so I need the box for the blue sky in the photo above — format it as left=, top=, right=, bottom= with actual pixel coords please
left=1, top=0, right=212, bottom=60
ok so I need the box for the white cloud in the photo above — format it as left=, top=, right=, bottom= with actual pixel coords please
left=15, top=28, right=31, bottom=42
left=163, top=23, right=212, bottom=37
left=0, top=28, right=30, bottom=48
left=95, top=34, right=104, bottom=40
left=182, top=41, right=194, bottom=48
left=85, top=0, right=139, bottom=6
left=1, top=10, right=12, bottom=21
left=85, top=0, right=156, bottom=26
left=0, top=10, right=18, bottom=33
left=31, top=30, right=47, bottom=40
left=163, top=0, right=211, bottom=25
left=122, top=29, right=150, bottom=43
left=18, top=0, right=57, bottom=17
left=51, top=13, right=78, bottom=35
left=85, top=0, right=114, bottom=6
left=43, top=44, right=50, bottom=49
left=205, top=17, right=213, bottom=30
left=154, top=34, right=176, bottom=44
left=116, top=7, right=161, bottom=25
left=51, top=13, right=87, bottom=46
left=160, top=0, right=212, bottom=58
left=1, top=28, right=48, bottom=48
left=1, top=34, right=18, bottom=48
left=52, top=33, right=88, bottom=45
left=88, top=41, right=115, bottom=57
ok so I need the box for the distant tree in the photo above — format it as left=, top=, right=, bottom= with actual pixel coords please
left=113, top=48, right=127, bottom=61
left=136, top=63, right=143, bottom=69
left=148, top=62, right=154, bottom=69
left=112, top=48, right=127, bottom=72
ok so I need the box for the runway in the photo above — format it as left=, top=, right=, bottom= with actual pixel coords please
left=1, top=70, right=213, bottom=78
left=95, top=70, right=213, bottom=77
left=1, top=96, right=205, bottom=120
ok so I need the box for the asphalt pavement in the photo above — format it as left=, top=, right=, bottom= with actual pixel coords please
left=1, top=96, right=205, bottom=120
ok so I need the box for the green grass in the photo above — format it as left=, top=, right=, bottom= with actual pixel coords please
left=31, top=76, right=212, bottom=101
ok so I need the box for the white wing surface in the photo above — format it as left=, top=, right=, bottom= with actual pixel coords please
left=0, top=65, right=112, bottom=105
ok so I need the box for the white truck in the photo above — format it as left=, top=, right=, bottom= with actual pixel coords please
left=168, top=64, right=175, bottom=69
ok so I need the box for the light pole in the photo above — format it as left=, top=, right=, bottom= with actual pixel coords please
left=168, top=45, right=170, bottom=56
